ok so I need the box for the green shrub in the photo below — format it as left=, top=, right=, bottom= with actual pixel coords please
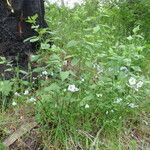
left=0, top=1, right=149, bottom=149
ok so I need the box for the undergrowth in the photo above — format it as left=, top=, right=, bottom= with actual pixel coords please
left=0, top=0, right=150, bottom=149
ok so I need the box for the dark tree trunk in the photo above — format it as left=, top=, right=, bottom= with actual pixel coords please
left=0, top=0, right=47, bottom=78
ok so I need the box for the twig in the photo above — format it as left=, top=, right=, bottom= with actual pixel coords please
left=3, top=121, right=37, bottom=147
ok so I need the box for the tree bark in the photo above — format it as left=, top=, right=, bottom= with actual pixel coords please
left=0, top=0, right=48, bottom=77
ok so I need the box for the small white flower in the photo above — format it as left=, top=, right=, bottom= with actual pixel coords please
left=12, top=101, right=17, bottom=106
left=129, top=77, right=136, bottom=86
left=96, top=94, right=103, bottom=97
left=111, top=110, right=114, bottom=113
left=27, top=97, right=36, bottom=103
left=14, top=92, right=20, bottom=97
left=128, top=103, right=138, bottom=108
left=85, top=104, right=89, bottom=109
left=136, top=81, right=143, bottom=88
left=81, top=78, right=85, bottom=82
left=42, top=70, right=48, bottom=76
left=33, top=77, right=37, bottom=80
left=68, top=84, right=79, bottom=92
left=24, top=90, right=29, bottom=95
left=114, top=98, right=122, bottom=104
left=120, top=66, right=128, bottom=72
left=106, top=111, right=109, bottom=115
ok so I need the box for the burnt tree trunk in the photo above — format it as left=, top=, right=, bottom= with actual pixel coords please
left=0, top=0, right=47, bottom=77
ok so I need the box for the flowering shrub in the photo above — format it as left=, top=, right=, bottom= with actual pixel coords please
left=0, top=1, right=149, bottom=149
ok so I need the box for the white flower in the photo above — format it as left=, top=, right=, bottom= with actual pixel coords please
left=120, top=66, right=128, bottom=72
left=24, top=90, right=29, bottom=95
left=114, top=98, right=122, bottom=104
left=129, top=77, right=136, bottom=86
left=128, top=103, right=138, bottom=108
left=27, top=97, right=36, bottom=103
left=85, top=104, right=89, bottom=109
left=111, top=110, right=114, bottom=113
left=106, top=111, right=109, bottom=115
left=136, top=81, right=143, bottom=88
left=68, top=84, right=79, bottom=92
left=96, top=94, right=103, bottom=97
left=12, top=101, right=17, bottom=106
left=14, top=92, right=21, bottom=97
left=42, top=70, right=48, bottom=76
left=33, top=77, right=37, bottom=80
left=81, top=78, right=85, bottom=82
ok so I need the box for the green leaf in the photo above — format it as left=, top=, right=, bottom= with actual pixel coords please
left=44, top=83, right=60, bottom=92
left=30, top=37, right=39, bottom=43
left=66, top=40, right=79, bottom=48
left=71, top=58, right=79, bottom=66
left=133, top=25, right=140, bottom=34
left=24, top=36, right=39, bottom=43
left=0, top=57, right=6, bottom=64
left=0, top=81, right=12, bottom=96
left=30, top=55, right=40, bottom=62
left=127, top=36, right=133, bottom=41
left=41, top=43, right=50, bottom=50
left=93, top=25, right=100, bottom=33
left=60, top=71, right=70, bottom=81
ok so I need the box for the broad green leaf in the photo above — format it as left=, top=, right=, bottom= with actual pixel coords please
left=93, top=25, right=100, bottom=33
left=44, top=83, right=60, bottom=92
left=0, top=81, right=12, bottom=96
left=41, top=43, right=50, bottom=50
left=71, top=58, right=79, bottom=66
left=66, top=40, right=78, bottom=48
left=133, top=25, right=140, bottom=34
left=60, top=71, right=70, bottom=81
left=30, top=37, right=39, bottom=42
left=30, top=55, right=40, bottom=62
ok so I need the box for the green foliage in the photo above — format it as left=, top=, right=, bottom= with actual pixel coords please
left=0, top=143, right=6, bottom=150
left=34, top=1, right=150, bottom=148
left=0, top=0, right=150, bottom=149
left=0, top=80, right=12, bottom=96
left=109, top=0, right=150, bottom=41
